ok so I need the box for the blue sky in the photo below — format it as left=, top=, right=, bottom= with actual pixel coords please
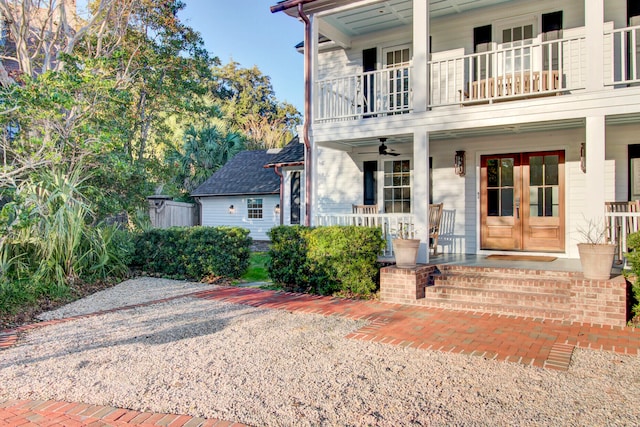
left=180, top=0, right=305, bottom=112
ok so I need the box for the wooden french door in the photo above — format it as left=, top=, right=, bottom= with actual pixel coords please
left=481, top=151, right=565, bottom=252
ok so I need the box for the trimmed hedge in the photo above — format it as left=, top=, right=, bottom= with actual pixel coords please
left=267, top=225, right=386, bottom=297
left=131, top=226, right=252, bottom=279
left=625, top=231, right=640, bottom=318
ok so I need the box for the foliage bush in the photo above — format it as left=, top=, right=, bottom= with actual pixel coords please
left=0, top=168, right=132, bottom=315
left=268, top=225, right=385, bottom=297
left=624, top=231, right=640, bottom=319
left=131, top=226, right=252, bottom=279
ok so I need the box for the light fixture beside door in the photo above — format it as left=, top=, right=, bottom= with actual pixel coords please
left=454, top=150, right=466, bottom=176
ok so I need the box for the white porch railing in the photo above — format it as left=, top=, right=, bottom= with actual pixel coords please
left=429, top=35, right=586, bottom=107
left=314, top=65, right=413, bottom=122
left=315, top=213, right=415, bottom=256
left=606, top=24, right=640, bottom=85
left=605, top=211, right=640, bottom=263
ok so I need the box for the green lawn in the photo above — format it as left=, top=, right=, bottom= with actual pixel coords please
left=241, top=252, right=271, bottom=283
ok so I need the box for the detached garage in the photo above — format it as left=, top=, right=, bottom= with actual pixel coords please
left=192, top=150, right=281, bottom=241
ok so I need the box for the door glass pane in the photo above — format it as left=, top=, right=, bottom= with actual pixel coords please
left=530, top=187, right=540, bottom=217
left=514, top=26, right=522, bottom=41
left=545, top=155, right=559, bottom=185
left=487, top=159, right=499, bottom=187
left=488, top=189, right=499, bottom=216
left=524, top=25, right=533, bottom=40
left=501, top=188, right=514, bottom=216
left=503, top=29, right=511, bottom=43
left=501, top=159, right=514, bottom=186
left=544, top=187, right=553, bottom=216
left=530, top=156, right=543, bottom=186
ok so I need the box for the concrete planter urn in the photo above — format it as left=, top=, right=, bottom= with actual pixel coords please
left=392, top=238, right=420, bottom=269
left=577, top=243, right=616, bottom=280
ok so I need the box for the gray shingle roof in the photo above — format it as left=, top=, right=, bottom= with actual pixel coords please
left=191, top=150, right=280, bottom=197
left=265, top=136, right=305, bottom=166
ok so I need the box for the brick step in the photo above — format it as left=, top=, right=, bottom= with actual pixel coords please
left=433, top=272, right=571, bottom=295
left=415, top=298, right=572, bottom=321
left=436, top=264, right=579, bottom=280
left=424, top=284, right=571, bottom=309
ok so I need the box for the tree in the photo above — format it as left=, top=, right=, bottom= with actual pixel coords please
left=213, top=61, right=300, bottom=149
left=166, top=123, right=245, bottom=195
left=0, top=0, right=217, bottom=217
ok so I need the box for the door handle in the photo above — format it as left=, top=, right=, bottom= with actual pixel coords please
left=515, top=197, right=520, bottom=219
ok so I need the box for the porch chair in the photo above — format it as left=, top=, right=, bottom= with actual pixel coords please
left=605, top=201, right=640, bottom=263
left=352, top=204, right=378, bottom=227
left=429, top=203, right=444, bottom=255
left=352, top=204, right=378, bottom=214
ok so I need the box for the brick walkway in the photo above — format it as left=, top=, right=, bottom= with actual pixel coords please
left=2, top=285, right=640, bottom=426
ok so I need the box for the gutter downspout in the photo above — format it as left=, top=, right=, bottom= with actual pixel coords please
left=274, top=165, right=284, bottom=225
left=298, top=3, right=312, bottom=227
left=270, top=0, right=315, bottom=226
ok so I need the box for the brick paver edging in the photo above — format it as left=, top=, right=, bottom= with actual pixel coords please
left=194, top=286, right=640, bottom=371
left=4, top=285, right=640, bottom=372
left=0, top=398, right=249, bottom=426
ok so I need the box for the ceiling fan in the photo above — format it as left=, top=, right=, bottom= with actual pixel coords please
left=359, top=138, right=400, bottom=156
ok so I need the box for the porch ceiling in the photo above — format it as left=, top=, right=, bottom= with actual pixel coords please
left=429, top=119, right=586, bottom=141
left=318, top=134, right=414, bottom=151
left=280, top=0, right=515, bottom=39
left=318, top=119, right=587, bottom=150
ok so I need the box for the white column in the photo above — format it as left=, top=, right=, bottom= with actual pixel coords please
left=585, top=0, right=604, bottom=91
left=412, top=0, right=429, bottom=112
left=584, top=115, right=606, bottom=222
left=413, top=129, right=430, bottom=263
left=308, top=13, right=319, bottom=224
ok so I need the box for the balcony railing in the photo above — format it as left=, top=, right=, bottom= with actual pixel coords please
left=312, top=25, right=640, bottom=120
left=315, top=65, right=412, bottom=122
left=429, top=35, right=586, bottom=107
left=606, top=24, right=640, bottom=85
left=315, top=213, right=415, bottom=256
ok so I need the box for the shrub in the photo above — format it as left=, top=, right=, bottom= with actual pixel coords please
left=267, top=225, right=385, bottom=297
left=131, top=226, right=252, bottom=279
left=267, top=225, right=314, bottom=291
left=0, top=168, right=130, bottom=289
left=625, top=232, right=640, bottom=319
left=0, top=167, right=133, bottom=316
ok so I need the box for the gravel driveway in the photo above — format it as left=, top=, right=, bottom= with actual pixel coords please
left=1, top=277, right=639, bottom=426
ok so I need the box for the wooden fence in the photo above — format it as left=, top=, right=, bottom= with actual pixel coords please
left=148, top=196, right=198, bottom=228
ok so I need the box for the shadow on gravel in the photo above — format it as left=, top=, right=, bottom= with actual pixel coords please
left=0, top=299, right=263, bottom=369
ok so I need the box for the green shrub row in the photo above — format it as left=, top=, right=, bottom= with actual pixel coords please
left=267, top=225, right=386, bottom=297
left=625, top=232, right=640, bottom=319
left=131, top=226, right=252, bottom=279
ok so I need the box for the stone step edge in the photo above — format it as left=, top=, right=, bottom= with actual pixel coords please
left=434, top=264, right=579, bottom=279
left=415, top=298, right=572, bottom=320
left=432, top=275, right=572, bottom=293
left=425, top=284, right=571, bottom=304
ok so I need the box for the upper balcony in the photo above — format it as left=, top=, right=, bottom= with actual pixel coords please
left=302, top=1, right=640, bottom=123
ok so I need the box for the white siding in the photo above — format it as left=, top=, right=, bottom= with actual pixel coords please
left=199, top=195, right=280, bottom=241
left=314, top=146, right=362, bottom=214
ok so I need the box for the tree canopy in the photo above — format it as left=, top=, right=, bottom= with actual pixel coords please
left=0, top=0, right=301, bottom=217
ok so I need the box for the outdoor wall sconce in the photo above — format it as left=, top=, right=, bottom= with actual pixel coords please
left=454, top=150, right=466, bottom=176
left=274, top=204, right=280, bottom=215
left=580, top=142, right=586, bottom=173
left=228, top=204, right=235, bottom=214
